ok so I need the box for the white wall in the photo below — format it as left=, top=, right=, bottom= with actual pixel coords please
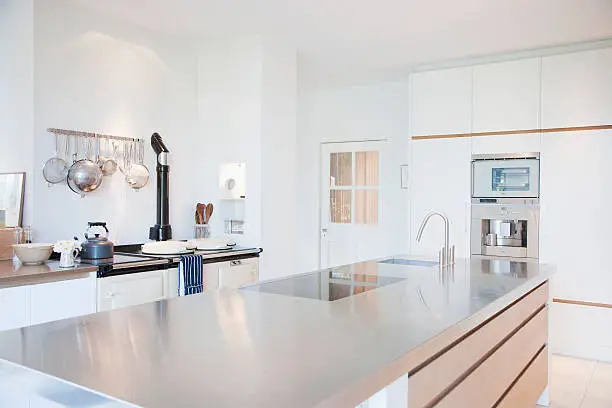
left=0, top=0, right=34, bottom=224
left=297, top=80, right=411, bottom=272
left=198, top=37, right=264, bottom=247
left=198, top=37, right=297, bottom=280
left=32, top=0, right=200, bottom=243
left=260, top=41, right=297, bottom=280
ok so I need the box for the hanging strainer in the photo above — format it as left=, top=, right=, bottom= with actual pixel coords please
left=42, top=132, right=69, bottom=185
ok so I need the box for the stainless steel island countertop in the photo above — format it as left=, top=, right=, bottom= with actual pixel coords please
left=0, top=257, right=553, bottom=408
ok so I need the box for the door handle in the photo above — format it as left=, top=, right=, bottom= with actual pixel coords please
left=230, top=260, right=242, bottom=266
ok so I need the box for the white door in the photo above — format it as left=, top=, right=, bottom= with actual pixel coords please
left=320, top=141, right=386, bottom=268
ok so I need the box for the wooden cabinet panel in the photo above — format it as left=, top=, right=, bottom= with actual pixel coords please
left=410, top=283, right=548, bottom=407
left=410, top=138, right=471, bottom=258
left=410, top=66, right=472, bottom=136
left=97, top=270, right=165, bottom=312
left=497, top=346, right=548, bottom=408
left=437, top=307, right=548, bottom=408
left=473, top=58, right=541, bottom=132
left=30, top=278, right=96, bottom=325
left=542, top=47, right=612, bottom=128
left=0, top=286, right=29, bottom=331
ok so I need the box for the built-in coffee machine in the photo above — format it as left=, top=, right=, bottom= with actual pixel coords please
left=470, top=153, right=540, bottom=259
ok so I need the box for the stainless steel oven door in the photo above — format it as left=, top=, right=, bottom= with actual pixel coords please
left=472, top=159, right=540, bottom=198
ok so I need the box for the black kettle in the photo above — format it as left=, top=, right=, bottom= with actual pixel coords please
left=80, top=222, right=115, bottom=259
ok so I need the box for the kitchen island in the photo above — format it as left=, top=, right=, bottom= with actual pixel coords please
left=0, top=257, right=553, bottom=408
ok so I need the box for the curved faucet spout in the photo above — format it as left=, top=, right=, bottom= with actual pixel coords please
left=416, top=211, right=451, bottom=265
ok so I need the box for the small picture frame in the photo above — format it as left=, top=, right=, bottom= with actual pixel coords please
left=400, top=165, right=409, bottom=189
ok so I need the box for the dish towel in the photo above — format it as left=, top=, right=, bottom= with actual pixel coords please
left=178, top=255, right=204, bottom=296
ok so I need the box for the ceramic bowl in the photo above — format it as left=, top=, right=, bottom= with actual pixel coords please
left=12, top=243, right=53, bottom=265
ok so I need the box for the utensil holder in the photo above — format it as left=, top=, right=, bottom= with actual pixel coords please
left=194, top=224, right=211, bottom=239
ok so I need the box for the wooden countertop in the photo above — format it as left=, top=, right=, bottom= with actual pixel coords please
left=0, top=260, right=97, bottom=289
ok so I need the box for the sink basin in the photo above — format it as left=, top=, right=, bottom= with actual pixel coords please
left=378, top=258, right=439, bottom=267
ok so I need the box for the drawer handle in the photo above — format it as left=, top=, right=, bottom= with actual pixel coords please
left=230, top=260, right=242, bottom=266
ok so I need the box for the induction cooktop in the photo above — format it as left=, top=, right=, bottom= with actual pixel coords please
left=243, top=270, right=406, bottom=301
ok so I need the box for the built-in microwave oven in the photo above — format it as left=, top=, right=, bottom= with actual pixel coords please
left=472, top=153, right=540, bottom=199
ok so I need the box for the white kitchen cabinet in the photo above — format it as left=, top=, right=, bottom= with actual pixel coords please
left=410, top=138, right=471, bottom=258
left=541, top=129, right=612, bottom=361
left=167, top=263, right=220, bottom=297
left=0, top=286, right=30, bottom=331
left=471, top=133, right=542, bottom=155
left=540, top=129, right=612, bottom=303
left=551, top=302, right=612, bottom=363
left=541, top=47, right=612, bottom=128
left=30, top=277, right=96, bottom=326
left=204, top=263, right=220, bottom=289
left=410, top=66, right=473, bottom=136
left=97, top=269, right=166, bottom=311
left=218, top=258, right=259, bottom=289
left=166, top=267, right=180, bottom=298
left=473, top=58, right=541, bottom=133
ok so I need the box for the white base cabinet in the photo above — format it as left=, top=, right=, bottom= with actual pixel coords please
left=97, top=269, right=167, bottom=312
left=218, top=258, right=259, bottom=289
left=168, top=258, right=260, bottom=294
left=104, top=257, right=260, bottom=308
left=30, top=278, right=96, bottom=326
left=551, top=302, right=612, bottom=363
left=0, top=277, right=97, bottom=331
left=0, top=286, right=30, bottom=331
left=166, top=264, right=220, bottom=298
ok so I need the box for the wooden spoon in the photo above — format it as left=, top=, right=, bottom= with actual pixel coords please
left=196, top=203, right=205, bottom=224
left=205, top=203, right=213, bottom=224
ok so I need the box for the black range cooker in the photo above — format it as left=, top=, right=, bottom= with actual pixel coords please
left=81, top=244, right=263, bottom=278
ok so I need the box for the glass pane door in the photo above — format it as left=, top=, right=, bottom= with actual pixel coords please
left=492, top=167, right=530, bottom=192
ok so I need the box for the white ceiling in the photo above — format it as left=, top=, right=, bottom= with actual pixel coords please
left=74, top=0, right=612, bottom=86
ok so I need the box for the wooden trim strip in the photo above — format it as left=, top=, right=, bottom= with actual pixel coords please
left=553, top=298, right=612, bottom=309
left=413, top=124, right=612, bottom=140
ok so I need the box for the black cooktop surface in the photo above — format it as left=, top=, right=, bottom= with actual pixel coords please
left=80, top=254, right=167, bottom=267
left=244, top=270, right=406, bottom=302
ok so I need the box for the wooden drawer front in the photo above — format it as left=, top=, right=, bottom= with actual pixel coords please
left=497, top=346, right=548, bottom=408
left=436, top=306, right=548, bottom=408
left=410, top=282, right=548, bottom=408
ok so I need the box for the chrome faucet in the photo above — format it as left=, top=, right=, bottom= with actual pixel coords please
left=416, top=211, right=455, bottom=266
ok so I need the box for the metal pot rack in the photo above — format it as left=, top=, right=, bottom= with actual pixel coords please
left=45, top=127, right=149, bottom=195
left=47, top=127, right=144, bottom=143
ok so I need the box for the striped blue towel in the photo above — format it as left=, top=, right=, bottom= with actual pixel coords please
left=178, top=255, right=204, bottom=296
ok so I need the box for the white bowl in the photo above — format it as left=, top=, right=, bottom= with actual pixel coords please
left=13, top=243, right=53, bottom=265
